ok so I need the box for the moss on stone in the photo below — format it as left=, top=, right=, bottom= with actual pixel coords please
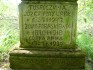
left=9, top=49, right=85, bottom=70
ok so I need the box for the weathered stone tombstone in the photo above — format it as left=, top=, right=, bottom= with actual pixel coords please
left=9, top=0, right=85, bottom=70
left=20, top=1, right=77, bottom=49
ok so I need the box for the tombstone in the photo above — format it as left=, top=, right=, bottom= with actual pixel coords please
left=9, top=0, right=85, bottom=70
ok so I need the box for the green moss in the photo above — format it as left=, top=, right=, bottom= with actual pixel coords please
left=9, top=49, right=85, bottom=70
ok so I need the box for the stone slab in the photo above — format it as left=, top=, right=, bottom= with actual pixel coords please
left=9, top=49, right=85, bottom=70
left=19, top=1, right=77, bottom=49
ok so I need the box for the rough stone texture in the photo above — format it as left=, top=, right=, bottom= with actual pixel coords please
left=19, top=1, right=77, bottom=49
left=9, top=49, right=85, bottom=70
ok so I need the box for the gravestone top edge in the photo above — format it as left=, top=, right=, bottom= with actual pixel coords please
left=21, top=0, right=78, bottom=2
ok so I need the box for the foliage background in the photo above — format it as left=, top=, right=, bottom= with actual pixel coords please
left=0, top=0, right=93, bottom=66
left=0, top=0, right=20, bottom=52
left=77, top=0, right=93, bottom=60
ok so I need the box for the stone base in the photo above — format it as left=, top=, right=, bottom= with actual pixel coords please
left=9, top=48, right=85, bottom=70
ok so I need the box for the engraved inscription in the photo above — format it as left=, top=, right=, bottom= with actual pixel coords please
left=21, top=3, right=77, bottom=48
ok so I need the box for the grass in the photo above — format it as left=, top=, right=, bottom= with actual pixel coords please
left=0, top=19, right=19, bottom=52
left=77, top=33, right=93, bottom=60
left=0, top=19, right=19, bottom=62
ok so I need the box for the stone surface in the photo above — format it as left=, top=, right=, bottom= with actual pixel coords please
left=9, top=0, right=86, bottom=70
left=9, top=49, right=85, bottom=70
left=19, top=1, right=77, bottom=48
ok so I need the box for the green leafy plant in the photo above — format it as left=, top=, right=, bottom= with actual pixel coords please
left=77, top=33, right=93, bottom=60
left=0, top=30, right=19, bottom=52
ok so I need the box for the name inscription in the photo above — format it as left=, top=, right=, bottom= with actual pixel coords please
left=20, top=2, right=77, bottom=48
